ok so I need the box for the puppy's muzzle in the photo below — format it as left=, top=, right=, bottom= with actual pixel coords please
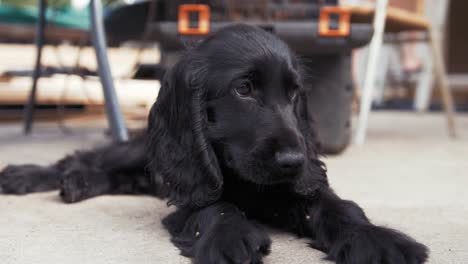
left=275, top=151, right=304, bottom=175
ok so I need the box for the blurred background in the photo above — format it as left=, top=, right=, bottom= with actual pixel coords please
left=0, top=0, right=467, bottom=151
left=0, top=1, right=467, bottom=263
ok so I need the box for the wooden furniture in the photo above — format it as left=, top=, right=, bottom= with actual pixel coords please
left=351, top=0, right=456, bottom=144
left=350, top=5, right=429, bottom=32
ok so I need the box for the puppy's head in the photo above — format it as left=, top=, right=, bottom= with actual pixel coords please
left=148, top=25, right=327, bottom=208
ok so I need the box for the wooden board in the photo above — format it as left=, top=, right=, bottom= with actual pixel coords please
left=0, top=24, right=88, bottom=44
left=0, top=44, right=161, bottom=79
left=0, top=75, right=160, bottom=116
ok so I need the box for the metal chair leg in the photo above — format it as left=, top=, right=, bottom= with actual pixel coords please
left=413, top=44, right=434, bottom=112
left=373, top=44, right=392, bottom=106
left=354, top=0, right=389, bottom=145
left=90, top=0, right=128, bottom=142
left=24, top=0, right=47, bottom=134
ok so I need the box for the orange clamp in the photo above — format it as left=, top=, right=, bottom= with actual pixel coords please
left=319, top=6, right=351, bottom=37
left=178, top=4, right=210, bottom=35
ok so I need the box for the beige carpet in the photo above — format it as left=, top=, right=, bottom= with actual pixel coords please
left=1, top=112, right=467, bottom=264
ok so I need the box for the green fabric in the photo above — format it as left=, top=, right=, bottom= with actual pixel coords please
left=0, top=4, right=89, bottom=29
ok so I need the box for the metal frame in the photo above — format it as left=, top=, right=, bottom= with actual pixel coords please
left=89, top=0, right=128, bottom=142
left=354, top=0, right=389, bottom=145
left=24, top=0, right=128, bottom=142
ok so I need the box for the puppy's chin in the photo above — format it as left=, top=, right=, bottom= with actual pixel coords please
left=230, top=162, right=301, bottom=186
left=247, top=176, right=297, bottom=186
left=219, top=146, right=301, bottom=185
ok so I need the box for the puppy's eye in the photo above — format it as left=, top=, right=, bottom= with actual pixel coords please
left=289, top=85, right=299, bottom=101
left=235, top=82, right=253, bottom=97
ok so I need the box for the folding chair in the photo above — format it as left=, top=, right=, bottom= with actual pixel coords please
left=351, top=0, right=456, bottom=144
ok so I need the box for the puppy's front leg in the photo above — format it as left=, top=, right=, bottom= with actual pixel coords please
left=163, top=202, right=271, bottom=264
left=298, top=188, right=428, bottom=264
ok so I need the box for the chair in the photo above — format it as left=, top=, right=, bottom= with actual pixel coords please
left=24, top=0, right=129, bottom=142
left=350, top=0, right=456, bottom=144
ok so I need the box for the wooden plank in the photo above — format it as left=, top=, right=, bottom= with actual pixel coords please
left=0, top=44, right=161, bottom=80
left=0, top=75, right=160, bottom=114
left=0, top=24, right=88, bottom=44
left=0, top=106, right=101, bottom=123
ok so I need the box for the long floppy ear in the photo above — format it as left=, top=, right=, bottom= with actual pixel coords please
left=147, top=55, right=222, bottom=208
left=293, top=90, right=329, bottom=196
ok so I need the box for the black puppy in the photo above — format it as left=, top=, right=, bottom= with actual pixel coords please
left=0, top=24, right=428, bottom=264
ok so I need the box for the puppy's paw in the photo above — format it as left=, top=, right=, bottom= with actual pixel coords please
left=194, top=218, right=271, bottom=264
left=0, top=165, right=57, bottom=194
left=328, top=225, right=428, bottom=264
left=59, top=168, right=103, bottom=203
left=59, top=171, right=85, bottom=203
left=60, top=168, right=93, bottom=203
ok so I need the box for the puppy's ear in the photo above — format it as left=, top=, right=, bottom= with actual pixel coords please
left=293, top=91, right=329, bottom=195
left=147, top=56, right=222, bottom=208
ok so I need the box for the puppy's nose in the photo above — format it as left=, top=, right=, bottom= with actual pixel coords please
left=275, top=151, right=304, bottom=170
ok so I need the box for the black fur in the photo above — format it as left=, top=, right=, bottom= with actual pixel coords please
left=0, top=24, right=428, bottom=264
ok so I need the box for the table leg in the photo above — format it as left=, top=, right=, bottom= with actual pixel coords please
left=90, top=0, right=128, bottom=142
